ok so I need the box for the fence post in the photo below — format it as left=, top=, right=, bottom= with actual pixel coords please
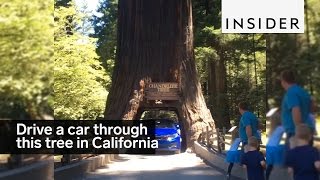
left=202, top=128, right=205, bottom=144
left=221, top=127, right=226, bottom=151
left=222, top=127, right=226, bottom=134
left=78, top=154, right=83, bottom=161
left=216, top=128, right=222, bottom=153
left=61, top=154, right=71, bottom=165
left=206, top=126, right=210, bottom=148
left=7, top=154, right=23, bottom=169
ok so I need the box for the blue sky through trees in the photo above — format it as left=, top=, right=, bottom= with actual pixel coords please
left=75, top=0, right=100, bottom=13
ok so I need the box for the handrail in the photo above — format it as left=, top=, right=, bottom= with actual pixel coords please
left=198, top=125, right=319, bottom=154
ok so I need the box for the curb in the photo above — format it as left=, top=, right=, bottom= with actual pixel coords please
left=0, top=160, right=54, bottom=180
left=54, top=154, right=117, bottom=180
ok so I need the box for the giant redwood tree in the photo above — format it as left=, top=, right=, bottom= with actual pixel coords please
left=104, top=0, right=216, bottom=148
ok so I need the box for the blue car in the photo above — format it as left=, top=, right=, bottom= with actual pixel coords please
left=155, top=119, right=181, bottom=153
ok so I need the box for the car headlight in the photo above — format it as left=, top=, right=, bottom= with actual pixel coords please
left=167, top=133, right=179, bottom=141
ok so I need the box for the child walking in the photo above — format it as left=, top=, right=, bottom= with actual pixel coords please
left=265, top=110, right=285, bottom=180
left=226, top=138, right=242, bottom=179
left=241, top=136, right=266, bottom=180
left=226, top=102, right=261, bottom=179
left=286, top=124, right=320, bottom=180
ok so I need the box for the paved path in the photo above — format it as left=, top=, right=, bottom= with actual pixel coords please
left=85, top=152, right=242, bottom=180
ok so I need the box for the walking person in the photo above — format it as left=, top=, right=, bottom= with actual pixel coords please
left=280, top=70, right=314, bottom=146
left=226, top=101, right=261, bottom=179
left=286, top=124, right=320, bottom=180
left=226, top=138, right=242, bottom=177
left=265, top=109, right=286, bottom=180
left=241, top=136, right=266, bottom=180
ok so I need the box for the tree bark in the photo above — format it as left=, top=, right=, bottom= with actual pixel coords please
left=104, top=0, right=215, bottom=148
left=208, top=52, right=230, bottom=129
left=215, top=54, right=230, bottom=129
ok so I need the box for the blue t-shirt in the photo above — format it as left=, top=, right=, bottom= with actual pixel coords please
left=239, top=111, right=259, bottom=143
left=286, top=145, right=319, bottom=180
left=267, top=126, right=285, bottom=146
left=229, top=138, right=241, bottom=151
left=281, top=84, right=312, bottom=134
left=241, top=150, right=265, bottom=180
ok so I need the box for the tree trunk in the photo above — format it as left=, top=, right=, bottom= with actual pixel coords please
left=208, top=52, right=230, bottom=129
left=104, top=0, right=215, bottom=148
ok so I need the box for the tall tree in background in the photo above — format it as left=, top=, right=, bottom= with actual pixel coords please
left=192, top=0, right=230, bottom=128
left=54, top=2, right=110, bottom=120
left=104, top=0, right=215, bottom=147
left=193, top=1, right=266, bottom=127
left=0, top=0, right=53, bottom=119
left=92, top=0, right=118, bottom=81
left=267, top=0, right=320, bottom=107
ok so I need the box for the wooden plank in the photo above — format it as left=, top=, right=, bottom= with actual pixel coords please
left=145, top=82, right=179, bottom=90
left=144, top=82, right=180, bottom=100
left=146, top=95, right=178, bottom=99
left=145, top=95, right=179, bottom=98
left=145, top=96, right=179, bottom=100
left=145, top=89, right=179, bottom=92
left=145, top=83, right=179, bottom=93
left=223, top=141, right=232, bottom=145
left=225, top=134, right=232, bottom=141
left=145, top=91, right=179, bottom=95
left=144, top=93, right=178, bottom=95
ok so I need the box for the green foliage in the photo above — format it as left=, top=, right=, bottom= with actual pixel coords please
left=195, top=47, right=218, bottom=83
left=0, top=0, right=54, bottom=119
left=267, top=0, right=320, bottom=108
left=92, top=0, right=118, bottom=82
left=54, top=2, right=110, bottom=120
left=193, top=2, right=266, bottom=127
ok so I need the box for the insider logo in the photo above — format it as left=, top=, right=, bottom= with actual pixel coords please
left=222, top=0, right=304, bottom=33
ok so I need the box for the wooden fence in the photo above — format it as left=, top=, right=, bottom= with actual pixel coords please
left=198, top=124, right=320, bottom=155
left=197, top=126, right=266, bottom=154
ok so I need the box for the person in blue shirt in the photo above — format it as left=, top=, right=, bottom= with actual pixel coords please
left=286, top=124, right=320, bottom=180
left=280, top=70, right=313, bottom=146
left=241, top=136, right=266, bottom=180
left=226, top=101, right=260, bottom=179
left=238, top=102, right=260, bottom=144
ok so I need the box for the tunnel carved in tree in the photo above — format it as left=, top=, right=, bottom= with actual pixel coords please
left=104, top=0, right=216, bottom=148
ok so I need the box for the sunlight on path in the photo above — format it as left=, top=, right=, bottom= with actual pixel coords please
left=85, top=152, right=238, bottom=180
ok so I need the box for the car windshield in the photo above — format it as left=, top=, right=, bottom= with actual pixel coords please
left=155, top=120, right=176, bottom=128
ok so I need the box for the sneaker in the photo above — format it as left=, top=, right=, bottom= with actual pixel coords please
left=226, top=173, right=231, bottom=180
